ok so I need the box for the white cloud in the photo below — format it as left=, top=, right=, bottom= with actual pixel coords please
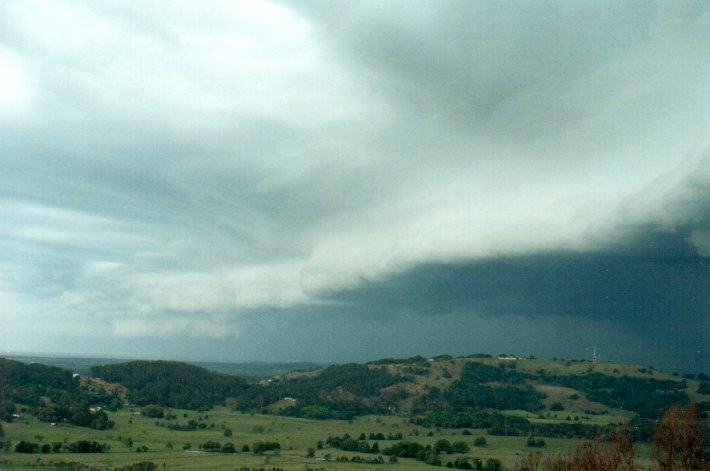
left=111, top=315, right=238, bottom=339
left=0, top=47, right=33, bottom=118
left=0, top=0, right=708, bottom=365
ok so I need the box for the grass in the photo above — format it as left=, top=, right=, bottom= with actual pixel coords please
left=2, top=406, right=661, bottom=470
left=2, top=355, right=689, bottom=469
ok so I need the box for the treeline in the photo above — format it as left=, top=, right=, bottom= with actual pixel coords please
left=412, top=410, right=661, bottom=443
left=411, top=411, right=622, bottom=441
left=15, top=440, right=110, bottom=453
left=0, top=460, right=159, bottom=471
left=540, top=372, right=689, bottom=419
left=381, top=439, right=474, bottom=467
left=90, top=361, right=249, bottom=410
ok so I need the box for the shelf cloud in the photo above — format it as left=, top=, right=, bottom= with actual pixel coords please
left=1, top=0, right=708, bottom=371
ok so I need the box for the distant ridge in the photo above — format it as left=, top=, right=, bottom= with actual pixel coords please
left=5, top=354, right=320, bottom=379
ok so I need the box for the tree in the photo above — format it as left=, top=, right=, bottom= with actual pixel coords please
left=221, top=442, right=235, bottom=453
left=15, top=441, right=40, bottom=453
left=306, top=447, right=315, bottom=458
left=517, top=452, right=543, bottom=471
left=653, top=404, right=705, bottom=471
left=434, top=438, right=453, bottom=454
left=452, top=440, right=470, bottom=453
left=567, top=427, right=637, bottom=471
left=485, top=458, right=503, bottom=471
left=527, top=435, right=545, bottom=448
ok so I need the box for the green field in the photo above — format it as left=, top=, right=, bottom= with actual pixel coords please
left=1, top=407, right=658, bottom=470
left=2, top=355, right=703, bottom=470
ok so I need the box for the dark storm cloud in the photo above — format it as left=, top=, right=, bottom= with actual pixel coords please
left=311, top=151, right=710, bottom=370
left=325, top=247, right=708, bottom=325
left=1, top=1, right=708, bottom=368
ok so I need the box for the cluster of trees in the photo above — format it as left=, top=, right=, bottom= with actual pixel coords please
left=446, top=457, right=503, bottom=470
left=332, top=454, right=387, bottom=464
left=526, top=435, right=546, bottom=448
left=90, top=361, right=249, bottom=410
left=365, top=431, right=403, bottom=440
left=414, top=362, right=545, bottom=414
left=459, top=362, right=528, bottom=385
left=252, top=441, right=281, bottom=455
left=325, top=434, right=382, bottom=454
left=413, top=411, right=600, bottom=439
left=0, top=422, right=9, bottom=453
left=381, top=440, right=430, bottom=458
left=15, top=440, right=110, bottom=454
left=165, top=419, right=208, bottom=431
left=139, top=405, right=167, bottom=418
left=278, top=400, right=377, bottom=420
left=0, top=400, right=16, bottom=422
left=380, top=440, right=468, bottom=466
left=198, top=440, right=235, bottom=453
left=413, top=410, right=513, bottom=429
left=0, top=358, right=79, bottom=408
left=412, top=409, right=658, bottom=442
left=115, top=463, right=159, bottom=471
left=411, top=361, right=695, bottom=434
left=235, top=363, right=412, bottom=418
left=0, top=358, right=121, bottom=430
left=34, top=404, right=114, bottom=430
left=446, top=383, right=545, bottom=413
left=541, top=372, right=689, bottom=419
left=322, top=432, right=436, bottom=456
left=0, top=356, right=415, bottom=436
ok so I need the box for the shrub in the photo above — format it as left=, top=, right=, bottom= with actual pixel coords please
left=221, top=442, right=235, bottom=453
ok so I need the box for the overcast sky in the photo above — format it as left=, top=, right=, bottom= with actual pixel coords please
left=1, top=0, right=709, bottom=372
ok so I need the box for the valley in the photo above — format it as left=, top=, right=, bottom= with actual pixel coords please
left=0, top=354, right=707, bottom=470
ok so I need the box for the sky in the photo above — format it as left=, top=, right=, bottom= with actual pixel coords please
left=1, top=0, right=709, bottom=373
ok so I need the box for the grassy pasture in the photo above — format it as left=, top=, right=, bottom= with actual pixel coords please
left=2, top=407, right=658, bottom=470
left=1, top=355, right=694, bottom=469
